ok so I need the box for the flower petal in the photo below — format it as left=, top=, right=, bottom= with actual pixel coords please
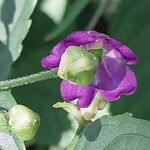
left=41, top=30, right=137, bottom=69
left=41, top=55, right=60, bottom=68
left=103, top=38, right=137, bottom=64
left=60, top=80, right=95, bottom=108
left=99, top=66, right=137, bottom=101
left=94, top=49, right=126, bottom=90
left=86, top=30, right=137, bottom=64
left=41, top=31, right=95, bottom=69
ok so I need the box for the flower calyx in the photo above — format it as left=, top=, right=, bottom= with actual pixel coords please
left=58, top=46, right=102, bottom=85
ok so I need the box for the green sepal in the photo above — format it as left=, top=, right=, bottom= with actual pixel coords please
left=58, top=46, right=102, bottom=85
left=81, top=93, right=107, bottom=120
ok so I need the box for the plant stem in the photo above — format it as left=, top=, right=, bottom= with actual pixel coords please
left=67, top=123, right=89, bottom=150
left=86, top=0, right=109, bottom=29
left=0, top=69, right=58, bottom=91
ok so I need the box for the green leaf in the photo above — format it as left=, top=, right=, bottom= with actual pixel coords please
left=40, top=0, right=68, bottom=24
left=108, top=0, right=150, bottom=120
left=48, top=114, right=78, bottom=150
left=0, top=0, right=37, bottom=80
left=0, top=91, right=16, bottom=110
left=0, top=132, right=26, bottom=150
left=72, top=113, right=150, bottom=150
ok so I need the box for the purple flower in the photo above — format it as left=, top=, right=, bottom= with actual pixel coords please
left=41, top=30, right=137, bottom=108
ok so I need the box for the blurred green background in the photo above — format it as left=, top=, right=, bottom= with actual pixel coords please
left=1, top=0, right=150, bottom=149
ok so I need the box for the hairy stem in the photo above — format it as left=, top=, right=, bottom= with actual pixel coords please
left=0, top=69, right=58, bottom=91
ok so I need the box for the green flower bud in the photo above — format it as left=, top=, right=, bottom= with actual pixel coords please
left=58, top=46, right=99, bottom=85
left=81, top=93, right=107, bottom=120
left=8, top=105, right=40, bottom=141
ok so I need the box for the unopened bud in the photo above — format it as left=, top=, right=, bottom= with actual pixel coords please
left=8, top=105, right=40, bottom=141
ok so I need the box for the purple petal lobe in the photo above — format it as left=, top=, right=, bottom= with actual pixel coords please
left=94, top=49, right=126, bottom=90
left=99, top=66, right=137, bottom=101
left=103, top=38, right=137, bottom=64
left=41, top=55, right=60, bottom=69
left=60, top=80, right=95, bottom=108
left=118, top=45, right=138, bottom=65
